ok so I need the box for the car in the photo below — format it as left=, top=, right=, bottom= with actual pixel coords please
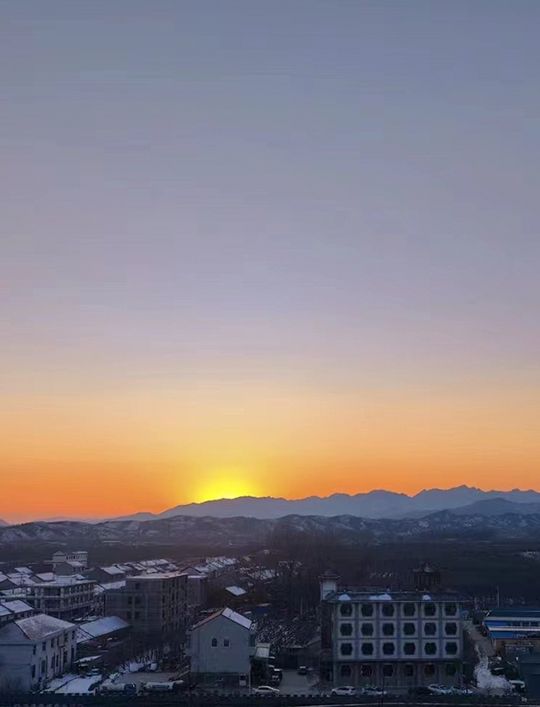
left=330, top=686, right=357, bottom=696
left=253, top=685, right=280, bottom=695
left=361, top=686, right=387, bottom=697
left=297, top=665, right=308, bottom=675
left=428, top=683, right=454, bottom=695
left=408, top=686, right=432, bottom=697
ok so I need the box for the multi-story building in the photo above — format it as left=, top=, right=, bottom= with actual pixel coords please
left=0, top=614, right=76, bottom=692
left=188, top=607, right=255, bottom=687
left=29, top=577, right=96, bottom=620
left=105, top=572, right=187, bottom=636
left=0, top=600, right=34, bottom=628
left=320, top=574, right=463, bottom=690
left=484, top=607, right=540, bottom=655
left=52, top=550, right=88, bottom=569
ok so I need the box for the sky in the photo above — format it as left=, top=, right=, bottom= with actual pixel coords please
left=1, top=0, right=539, bottom=522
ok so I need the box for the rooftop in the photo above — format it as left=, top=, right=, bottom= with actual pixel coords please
left=0, top=614, right=74, bottom=642
left=76, top=616, right=129, bottom=643
left=324, top=589, right=463, bottom=603
left=192, top=607, right=253, bottom=631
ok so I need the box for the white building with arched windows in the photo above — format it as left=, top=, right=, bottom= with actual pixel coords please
left=320, top=577, right=464, bottom=690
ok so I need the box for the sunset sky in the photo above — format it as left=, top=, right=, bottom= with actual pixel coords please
left=1, top=1, right=539, bottom=523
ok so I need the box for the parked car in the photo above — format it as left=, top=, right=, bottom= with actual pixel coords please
left=297, top=665, right=308, bottom=675
left=408, top=686, right=432, bottom=697
left=330, top=686, right=357, bottom=696
left=428, top=683, right=454, bottom=695
left=361, top=686, right=387, bottom=697
left=253, top=685, right=280, bottom=695
left=100, top=681, right=137, bottom=695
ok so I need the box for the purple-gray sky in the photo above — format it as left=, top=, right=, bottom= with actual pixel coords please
left=1, top=1, right=539, bottom=519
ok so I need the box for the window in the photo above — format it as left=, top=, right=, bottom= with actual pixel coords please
left=361, top=643, right=374, bottom=655
left=126, top=611, right=132, bottom=620
left=425, top=642, right=437, bottom=655
left=446, top=663, right=457, bottom=676
left=445, top=603, right=457, bottom=616
left=404, top=664, right=414, bottom=677
left=424, top=664, right=435, bottom=676
left=382, top=603, right=395, bottom=617
left=32, top=646, right=36, bottom=655
left=382, top=642, right=395, bottom=655
left=361, top=603, right=373, bottom=617
left=361, top=623, right=374, bottom=636
left=403, top=642, right=416, bottom=655
left=445, top=622, right=458, bottom=635
left=224, top=639, right=230, bottom=647
left=445, top=642, right=458, bottom=655
left=382, top=623, right=395, bottom=636
left=31, top=665, right=36, bottom=678
left=134, top=611, right=140, bottom=619
left=42, top=642, right=46, bottom=651
left=424, top=603, right=436, bottom=617
left=340, top=603, right=353, bottom=617
left=211, top=638, right=218, bottom=647
left=361, top=665, right=373, bottom=677
left=403, top=622, right=416, bottom=636
left=403, top=603, right=416, bottom=617
left=127, top=596, right=133, bottom=605
left=340, top=643, right=353, bottom=656
left=340, top=622, right=353, bottom=636
left=383, top=664, right=393, bottom=677
left=424, top=622, right=437, bottom=636
left=340, top=665, right=351, bottom=678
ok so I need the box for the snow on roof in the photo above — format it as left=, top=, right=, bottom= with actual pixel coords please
left=76, top=616, right=129, bottom=643
left=422, top=594, right=433, bottom=601
left=1, top=614, right=74, bottom=641
left=225, top=585, right=247, bottom=597
left=369, top=593, right=393, bottom=601
left=0, top=573, right=8, bottom=583
left=34, top=572, right=56, bottom=582
left=1, top=599, right=33, bottom=615
left=192, top=607, right=252, bottom=631
left=14, top=567, right=33, bottom=575
left=100, top=565, right=125, bottom=575
left=338, top=593, right=352, bottom=601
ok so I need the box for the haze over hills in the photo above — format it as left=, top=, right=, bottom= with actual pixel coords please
left=112, top=485, right=540, bottom=522
left=4, top=502, right=540, bottom=547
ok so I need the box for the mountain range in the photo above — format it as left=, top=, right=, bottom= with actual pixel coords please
left=111, top=485, right=540, bottom=522
left=3, top=499, right=540, bottom=547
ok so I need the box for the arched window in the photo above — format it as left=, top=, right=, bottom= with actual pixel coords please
left=340, top=603, right=353, bottom=617
left=424, top=622, right=437, bottom=636
left=340, top=643, right=353, bottom=656
left=425, top=642, right=437, bottom=655
left=361, top=643, right=374, bottom=656
left=382, top=623, right=395, bottom=636
left=403, top=642, right=416, bottom=655
left=361, top=603, right=374, bottom=617
left=382, top=642, right=395, bottom=655
left=361, top=623, right=374, bottom=636
left=340, top=623, right=353, bottom=637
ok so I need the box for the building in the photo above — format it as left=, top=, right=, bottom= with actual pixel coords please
left=89, top=565, right=127, bottom=584
left=188, top=607, right=255, bottom=687
left=320, top=574, right=463, bottom=690
left=105, top=572, right=187, bottom=636
left=484, top=608, right=540, bottom=655
left=52, top=550, right=88, bottom=569
left=0, top=614, right=76, bottom=692
left=29, top=577, right=96, bottom=620
left=0, top=600, right=34, bottom=627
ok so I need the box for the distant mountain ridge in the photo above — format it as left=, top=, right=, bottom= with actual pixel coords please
left=4, top=503, right=540, bottom=547
left=112, top=485, right=540, bottom=522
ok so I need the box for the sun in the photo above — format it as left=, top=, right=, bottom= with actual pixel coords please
left=193, top=466, right=258, bottom=503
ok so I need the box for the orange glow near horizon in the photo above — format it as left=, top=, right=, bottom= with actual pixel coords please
left=1, top=373, right=540, bottom=523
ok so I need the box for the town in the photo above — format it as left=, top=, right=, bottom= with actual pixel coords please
left=0, top=547, right=538, bottom=702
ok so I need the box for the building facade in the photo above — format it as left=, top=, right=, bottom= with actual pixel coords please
left=320, top=578, right=463, bottom=689
left=188, top=607, right=255, bottom=686
left=0, top=614, right=76, bottom=692
left=29, top=577, right=96, bottom=620
left=105, top=572, right=187, bottom=636
left=484, top=608, right=540, bottom=655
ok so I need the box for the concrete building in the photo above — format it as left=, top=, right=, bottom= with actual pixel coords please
left=188, top=607, right=255, bottom=686
left=105, top=572, right=187, bottom=636
left=0, top=614, right=76, bottom=692
left=0, top=600, right=34, bottom=627
left=320, top=575, right=463, bottom=690
left=29, top=577, right=96, bottom=620
left=484, top=608, right=540, bottom=655
left=52, top=551, right=88, bottom=569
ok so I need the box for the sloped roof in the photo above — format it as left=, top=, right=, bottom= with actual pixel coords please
left=0, top=614, right=74, bottom=642
left=76, top=616, right=129, bottom=643
left=192, top=607, right=252, bottom=631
